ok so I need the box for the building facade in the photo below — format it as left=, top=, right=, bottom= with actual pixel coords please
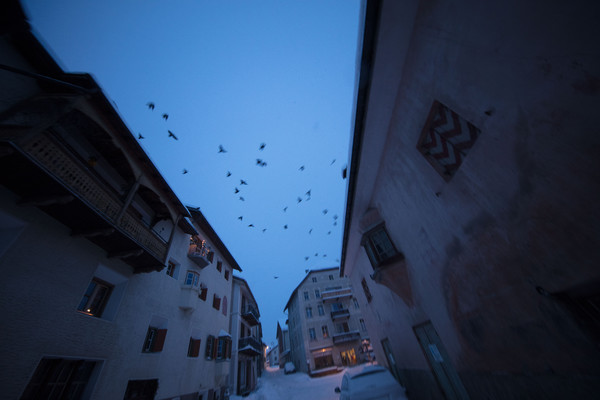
left=229, top=276, right=262, bottom=396
left=284, top=268, right=369, bottom=375
left=266, top=345, right=279, bottom=367
left=341, top=0, right=600, bottom=399
left=0, top=4, right=243, bottom=399
left=276, top=321, right=291, bottom=368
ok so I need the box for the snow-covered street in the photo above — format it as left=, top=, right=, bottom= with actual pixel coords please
left=230, top=366, right=344, bottom=400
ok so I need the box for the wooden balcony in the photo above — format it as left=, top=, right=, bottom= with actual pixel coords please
left=238, top=336, right=262, bottom=356
left=321, top=287, right=353, bottom=303
left=0, top=133, right=168, bottom=272
left=330, top=309, right=350, bottom=321
left=242, top=306, right=260, bottom=326
left=332, top=330, right=361, bottom=345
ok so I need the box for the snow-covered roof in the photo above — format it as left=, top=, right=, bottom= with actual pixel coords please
left=218, top=329, right=231, bottom=338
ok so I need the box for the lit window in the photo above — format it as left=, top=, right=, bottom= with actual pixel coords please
left=361, top=225, right=400, bottom=268
left=142, top=326, right=167, bottom=353
left=77, top=278, right=113, bottom=317
left=306, top=307, right=313, bottom=318
left=304, top=291, right=309, bottom=300
left=184, top=270, right=200, bottom=288
left=309, top=328, right=316, bottom=341
left=318, top=305, right=324, bottom=316
left=322, top=325, right=329, bottom=338
left=417, top=100, right=481, bottom=180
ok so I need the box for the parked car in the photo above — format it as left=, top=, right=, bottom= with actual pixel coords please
left=334, top=365, right=408, bottom=400
left=284, top=362, right=296, bottom=374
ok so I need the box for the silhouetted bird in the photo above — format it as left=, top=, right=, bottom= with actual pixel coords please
left=274, top=276, right=279, bottom=279
left=138, top=133, right=145, bottom=139
left=239, top=196, right=245, bottom=201
left=226, top=171, right=232, bottom=177
left=234, top=187, right=239, bottom=194
left=333, top=214, right=338, bottom=220
left=305, top=257, right=309, bottom=261
left=182, top=169, right=188, bottom=174
left=315, top=253, right=318, bottom=256
left=283, top=206, right=288, bottom=212
left=322, top=209, right=328, bottom=215
left=240, top=179, right=248, bottom=185
left=218, top=145, right=227, bottom=153
left=238, top=216, right=243, bottom=221
left=305, top=269, right=309, bottom=274
left=146, top=102, right=155, bottom=110
left=297, top=197, right=302, bottom=204
left=299, top=165, right=305, bottom=171
left=309, top=228, right=312, bottom=234
left=262, top=228, right=267, bottom=233
left=259, top=143, right=266, bottom=150
left=248, top=224, right=254, bottom=227
left=333, top=222, right=337, bottom=226
left=306, top=190, right=311, bottom=197
left=256, top=159, right=262, bottom=165
left=284, top=225, right=288, bottom=229
left=336, top=258, right=340, bottom=262
left=168, top=130, right=178, bottom=140
left=331, top=159, right=336, bottom=165
left=323, top=254, right=327, bottom=257
left=162, top=113, right=168, bottom=120
left=327, top=231, right=331, bottom=235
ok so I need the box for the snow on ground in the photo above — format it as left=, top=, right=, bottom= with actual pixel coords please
left=230, top=366, right=344, bottom=400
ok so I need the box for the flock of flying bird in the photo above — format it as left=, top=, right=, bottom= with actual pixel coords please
left=140, top=101, right=342, bottom=266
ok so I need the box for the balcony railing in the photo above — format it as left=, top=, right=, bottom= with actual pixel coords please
left=330, top=309, right=350, bottom=320
left=21, top=133, right=168, bottom=265
left=187, top=242, right=213, bottom=268
left=238, top=336, right=262, bottom=356
left=332, top=330, right=361, bottom=344
left=242, top=307, right=260, bottom=326
left=321, top=287, right=353, bottom=303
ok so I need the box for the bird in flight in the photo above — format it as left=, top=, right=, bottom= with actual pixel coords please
left=283, top=206, right=288, bottom=212
left=333, top=222, right=337, bottom=226
left=146, top=102, right=155, bottom=110
left=182, top=169, right=188, bottom=174
left=274, top=276, right=279, bottom=279
left=315, top=253, right=318, bottom=256
left=284, top=225, right=288, bottom=229
left=322, top=209, right=328, bottom=215
left=248, top=224, right=254, bottom=227
left=331, top=159, right=336, bottom=165
left=234, top=187, right=240, bottom=194
left=333, top=214, right=338, bottom=220
left=256, top=159, right=267, bottom=167
left=138, top=133, right=145, bottom=139
left=259, top=143, right=266, bottom=150
left=162, top=113, right=169, bottom=121
left=327, top=231, right=331, bottom=235
left=262, top=228, right=267, bottom=233
left=299, top=165, right=305, bottom=171
left=239, top=196, right=245, bottom=201
left=240, top=179, right=248, bottom=185
left=218, top=145, right=227, bottom=153
left=305, top=256, right=309, bottom=261
left=297, top=197, right=302, bottom=204
left=306, top=189, right=311, bottom=197
left=309, top=228, right=313, bottom=234
left=238, top=216, right=243, bottom=221
left=226, top=171, right=232, bottom=177
left=168, top=130, right=178, bottom=140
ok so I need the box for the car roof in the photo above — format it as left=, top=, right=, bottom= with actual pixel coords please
left=345, top=365, right=388, bottom=379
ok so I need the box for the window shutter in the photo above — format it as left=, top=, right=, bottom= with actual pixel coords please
left=152, top=329, right=167, bottom=352
left=192, top=339, right=201, bottom=357
left=205, top=335, right=214, bottom=359
left=208, top=251, right=215, bottom=263
left=227, top=338, right=232, bottom=359
left=212, top=336, right=218, bottom=359
left=199, top=287, right=208, bottom=301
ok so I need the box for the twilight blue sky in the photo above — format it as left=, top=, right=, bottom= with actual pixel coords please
left=22, top=0, right=363, bottom=346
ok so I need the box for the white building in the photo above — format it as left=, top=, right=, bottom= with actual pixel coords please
left=0, top=4, right=242, bottom=398
left=266, top=345, right=279, bottom=367
left=284, top=268, right=369, bottom=376
left=276, top=321, right=291, bottom=368
left=229, top=276, right=262, bottom=396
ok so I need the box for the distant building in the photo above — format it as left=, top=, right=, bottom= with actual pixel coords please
left=266, top=344, right=279, bottom=367
left=341, top=0, right=600, bottom=399
left=284, top=267, right=370, bottom=375
left=229, top=276, right=262, bottom=396
left=276, top=321, right=291, bottom=368
left=0, top=3, right=245, bottom=399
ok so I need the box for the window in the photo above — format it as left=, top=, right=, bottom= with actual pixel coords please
left=317, top=304, right=324, bottom=316
left=315, top=289, right=320, bottom=298
left=124, top=379, right=158, bottom=400
left=309, top=328, right=316, bottom=341
left=303, top=291, right=309, bottom=300
left=208, top=251, right=215, bottom=263
left=417, top=100, right=481, bottom=180
left=205, top=335, right=216, bottom=359
left=360, top=319, right=367, bottom=332
left=77, top=278, right=113, bottom=317
left=21, top=358, right=99, bottom=400
left=142, top=326, right=167, bottom=353
left=306, top=307, right=313, bottom=318
left=361, top=225, right=400, bottom=268
left=329, top=275, right=334, bottom=280
left=213, top=294, right=221, bottom=310
left=166, top=260, right=177, bottom=278
left=361, top=278, right=373, bottom=303
left=225, top=270, right=230, bottom=280
left=199, top=286, right=208, bottom=301
left=312, top=277, right=317, bottom=283
left=217, top=261, right=222, bottom=272
left=216, top=336, right=232, bottom=360
left=188, top=337, right=201, bottom=357
left=353, top=298, right=360, bottom=309
left=322, top=325, right=329, bottom=338
left=184, top=270, right=200, bottom=287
